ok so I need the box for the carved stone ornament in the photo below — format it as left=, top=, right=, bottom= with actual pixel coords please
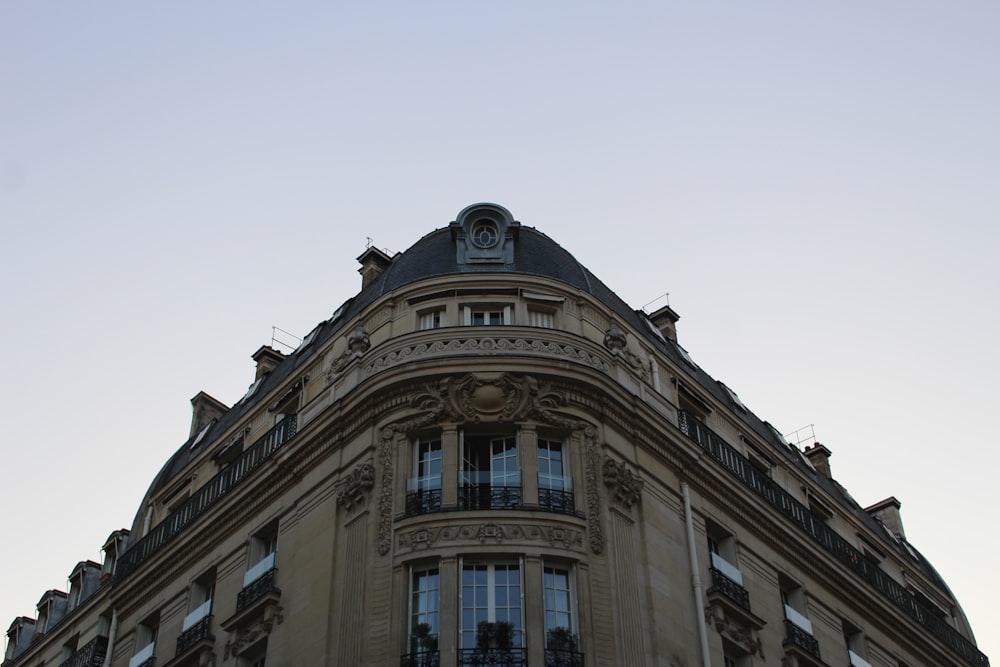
left=375, top=373, right=605, bottom=555
left=705, top=603, right=765, bottom=660
left=348, top=324, right=371, bottom=356
left=397, top=522, right=585, bottom=553
left=223, top=603, right=283, bottom=660
left=603, top=458, right=644, bottom=509
left=334, top=461, right=376, bottom=510
left=603, top=321, right=627, bottom=355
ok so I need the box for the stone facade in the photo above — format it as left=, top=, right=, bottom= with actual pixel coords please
left=3, top=204, right=989, bottom=667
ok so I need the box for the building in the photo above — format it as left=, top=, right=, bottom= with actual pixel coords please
left=3, top=203, right=990, bottom=667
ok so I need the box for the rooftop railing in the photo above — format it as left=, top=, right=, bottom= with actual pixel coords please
left=677, top=410, right=990, bottom=667
left=116, top=416, right=297, bottom=580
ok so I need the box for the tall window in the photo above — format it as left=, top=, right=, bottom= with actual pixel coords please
left=461, top=433, right=521, bottom=509
left=408, top=568, right=440, bottom=662
left=537, top=439, right=573, bottom=512
left=460, top=563, right=523, bottom=664
left=129, top=614, right=158, bottom=667
left=183, top=569, right=215, bottom=632
left=245, top=522, right=278, bottom=588
left=844, top=621, right=871, bottom=667
left=419, top=309, right=444, bottom=330
left=543, top=565, right=579, bottom=663
left=706, top=521, right=743, bottom=586
left=407, top=439, right=443, bottom=515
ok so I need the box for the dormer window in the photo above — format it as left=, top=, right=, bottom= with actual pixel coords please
left=471, top=220, right=500, bottom=248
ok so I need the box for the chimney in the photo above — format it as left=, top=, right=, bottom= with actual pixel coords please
left=357, top=246, right=395, bottom=289
left=189, top=391, right=229, bottom=438
left=803, top=442, right=832, bottom=478
left=252, top=345, right=285, bottom=381
left=866, top=496, right=906, bottom=539
left=647, top=303, right=680, bottom=342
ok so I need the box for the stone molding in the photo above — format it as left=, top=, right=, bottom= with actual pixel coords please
left=223, top=602, right=283, bottom=660
left=396, top=521, right=585, bottom=554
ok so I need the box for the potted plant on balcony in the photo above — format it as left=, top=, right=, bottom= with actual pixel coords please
left=475, top=620, right=515, bottom=662
left=545, top=626, right=579, bottom=666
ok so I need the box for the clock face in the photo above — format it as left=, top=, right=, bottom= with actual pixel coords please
left=471, top=220, right=500, bottom=248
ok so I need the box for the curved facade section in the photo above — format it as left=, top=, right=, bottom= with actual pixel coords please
left=2, top=204, right=988, bottom=667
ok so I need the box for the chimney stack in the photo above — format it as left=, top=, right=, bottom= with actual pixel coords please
left=252, top=345, right=285, bottom=381
left=189, top=391, right=229, bottom=438
left=357, top=246, right=395, bottom=289
left=647, top=303, right=680, bottom=342
left=803, top=443, right=832, bottom=478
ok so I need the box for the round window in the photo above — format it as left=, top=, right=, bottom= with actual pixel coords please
left=471, top=220, right=500, bottom=248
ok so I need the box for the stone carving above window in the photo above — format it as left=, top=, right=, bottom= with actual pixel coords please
left=334, top=461, right=375, bottom=510
left=603, top=458, right=644, bottom=509
left=396, top=521, right=585, bottom=554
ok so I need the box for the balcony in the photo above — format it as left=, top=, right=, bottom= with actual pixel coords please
left=458, top=648, right=527, bottom=666
left=676, top=410, right=990, bottom=667
left=782, top=619, right=824, bottom=667
left=544, top=649, right=585, bottom=667
left=237, top=567, right=280, bottom=613
left=460, top=484, right=523, bottom=510
left=708, top=567, right=751, bottom=612
left=538, top=488, right=575, bottom=513
left=405, top=488, right=443, bottom=517
left=399, top=651, right=441, bottom=667
left=58, top=635, right=109, bottom=667
left=116, top=416, right=297, bottom=580
left=176, top=615, right=214, bottom=655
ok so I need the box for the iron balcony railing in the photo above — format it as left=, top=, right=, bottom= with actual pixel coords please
left=458, top=648, right=527, bottom=666
left=544, top=649, right=585, bottom=667
left=58, top=635, right=109, bottom=667
left=236, top=567, right=280, bottom=613
left=677, top=410, right=990, bottom=667
left=782, top=619, right=821, bottom=659
left=116, top=416, right=297, bottom=579
left=405, top=488, right=443, bottom=516
left=459, top=485, right=523, bottom=510
left=175, top=615, right=213, bottom=655
left=399, top=651, right=441, bottom=667
left=538, top=488, right=575, bottom=513
left=708, top=567, right=751, bottom=612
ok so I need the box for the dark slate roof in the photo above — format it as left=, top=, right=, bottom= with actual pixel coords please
left=126, top=214, right=955, bottom=602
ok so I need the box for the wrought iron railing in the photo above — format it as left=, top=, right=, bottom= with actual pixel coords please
left=175, top=616, right=213, bottom=655
left=458, top=648, right=527, bottom=666
left=405, top=488, right=443, bottom=516
left=116, top=416, right=297, bottom=579
left=538, top=488, right=575, bottom=513
left=544, top=649, right=585, bottom=667
left=708, top=567, right=751, bottom=611
left=236, top=567, right=280, bottom=612
left=399, top=651, right=441, bottom=667
left=782, top=619, right=821, bottom=659
left=459, top=485, right=523, bottom=510
left=58, top=635, right=109, bottom=667
left=677, top=411, right=990, bottom=667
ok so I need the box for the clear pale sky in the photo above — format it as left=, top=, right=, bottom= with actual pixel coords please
left=2, top=1, right=997, bottom=662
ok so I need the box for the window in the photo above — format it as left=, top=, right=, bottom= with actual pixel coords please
left=528, top=309, right=555, bottom=328
left=418, top=309, right=445, bottom=330
left=460, top=562, right=523, bottom=665
left=463, top=305, right=512, bottom=326
left=236, top=639, right=267, bottom=667
left=723, top=638, right=752, bottom=667
left=245, top=522, right=278, bottom=587
left=406, top=438, right=442, bottom=516
left=129, top=614, right=158, bottom=667
left=183, top=569, right=215, bottom=631
left=543, top=565, right=579, bottom=662
left=780, top=576, right=812, bottom=634
left=706, top=521, right=743, bottom=586
left=407, top=568, right=440, bottom=661
left=60, top=636, right=79, bottom=662
left=844, top=621, right=871, bottom=667
left=461, top=431, right=521, bottom=509
left=537, top=438, right=573, bottom=512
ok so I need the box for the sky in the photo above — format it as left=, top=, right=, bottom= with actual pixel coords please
left=1, top=1, right=997, bottom=662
